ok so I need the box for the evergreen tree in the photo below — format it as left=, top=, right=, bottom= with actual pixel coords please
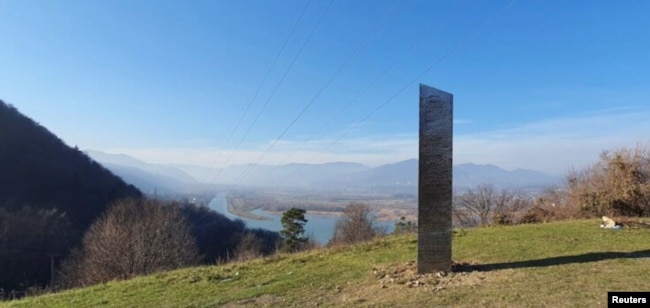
left=393, top=216, right=417, bottom=235
left=280, top=208, right=308, bottom=252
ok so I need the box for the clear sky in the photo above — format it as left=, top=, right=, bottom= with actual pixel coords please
left=1, top=0, right=649, bottom=175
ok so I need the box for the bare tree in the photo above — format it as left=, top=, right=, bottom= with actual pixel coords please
left=329, top=203, right=380, bottom=246
left=453, top=185, right=527, bottom=227
left=58, top=198, right=199, bottom=287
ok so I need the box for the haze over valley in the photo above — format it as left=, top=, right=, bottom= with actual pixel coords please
left=3, top=0, right=650, bottom=304
left=87, top=150, right=559, bottom=193
left=82, top=149, right=560, bottom=228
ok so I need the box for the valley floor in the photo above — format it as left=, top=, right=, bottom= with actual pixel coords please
left=226, top=190, right=417, bottom=222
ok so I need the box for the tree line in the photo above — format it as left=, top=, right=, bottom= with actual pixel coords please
left=1, top=101, right=142, bottom=294
left=452, top=145, right=650, bottom=227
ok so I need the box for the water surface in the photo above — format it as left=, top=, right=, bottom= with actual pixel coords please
left=208, top=192, right=394, bottom=244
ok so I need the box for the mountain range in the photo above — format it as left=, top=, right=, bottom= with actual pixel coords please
left=87, top=151, right=560, bottom=194
left=85, top=150, right=195, bottom=194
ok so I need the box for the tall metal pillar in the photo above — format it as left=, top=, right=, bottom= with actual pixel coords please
left=418, top=84, right=453, bottom=273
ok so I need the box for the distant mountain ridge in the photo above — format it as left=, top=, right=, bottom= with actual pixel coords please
left=89, top=152, right=559, bottom=192
left=212, top=161, right=370, bottom=188
left=85, top=150, right=195, bottom=194
left=453, top=163, right=559, bottom=190
left=319, top=159, right=559, bottom=192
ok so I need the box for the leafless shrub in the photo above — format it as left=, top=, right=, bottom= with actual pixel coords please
left=329, top=203, right=381, bottom=246
left=453, top=185, right=530, bottom=227
left=566, top=145, right=650, bottom=217
left=57, top=198, right=199, bottom=287
left=518, top=186, right=580, bottom=224
left=519, top=205, right=556, bottom=224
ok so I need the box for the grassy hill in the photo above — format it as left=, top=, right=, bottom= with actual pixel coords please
left=5, top=219, right=650, bottom=307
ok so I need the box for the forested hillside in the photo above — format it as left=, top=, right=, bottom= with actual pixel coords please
left=0, top=101, right=280, bottom=294
left=0, top=101, right=142, bottom=292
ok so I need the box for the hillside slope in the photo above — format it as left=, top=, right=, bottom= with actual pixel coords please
left=85, top=150, right=195, bottom=194
left=0, top=101, right=142, bottom=291
left=6, top=220, right=650, bottom=307
left=0, top=101, right=142, bottom=228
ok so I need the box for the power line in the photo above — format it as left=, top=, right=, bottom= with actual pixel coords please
left=188, top=1, right=320, bottom=229
left=263, top=0, right=461, bottom=182
left=197, top=0, right=314, bottom=184
left=255, top=0, right=461, bottom=183
left=229, top=0, right=404, bottom=187
left=255, top=0, right=414, bottom=183
left=215, top=0, right=335, bottom=184
left=278, top=0, right=519, bottom=182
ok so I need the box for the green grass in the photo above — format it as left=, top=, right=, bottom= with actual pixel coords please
left=4, top=219, right=650, bottom=307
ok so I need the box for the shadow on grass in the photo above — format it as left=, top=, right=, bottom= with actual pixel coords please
left=454, top=249, right=650, bottom=272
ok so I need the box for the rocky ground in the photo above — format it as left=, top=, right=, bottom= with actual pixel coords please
left=372, top=260, right=488, bottom=292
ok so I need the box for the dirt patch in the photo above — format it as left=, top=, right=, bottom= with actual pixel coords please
left=371, top=261, right=488, bottom=292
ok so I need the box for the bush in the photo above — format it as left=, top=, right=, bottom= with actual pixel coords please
left=393, top=216, right=417, bottom=235
left=453, top=185, right=529, bottom=227
left=519, top=206, right=555, bottom=224
left=329, top=203, right=381, bottom=246
left=57, top=198, right=199, bottom=287
left=566, top=145, right=650, bottom=217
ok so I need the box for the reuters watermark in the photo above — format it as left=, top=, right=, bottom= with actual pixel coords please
left=608, top=292, right=649, bottom=306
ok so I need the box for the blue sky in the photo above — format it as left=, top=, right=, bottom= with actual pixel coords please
left=1, top=0, right=649, bottom=175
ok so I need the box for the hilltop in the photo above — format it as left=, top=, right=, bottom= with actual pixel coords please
left=6, top=220, right=650, bottom=307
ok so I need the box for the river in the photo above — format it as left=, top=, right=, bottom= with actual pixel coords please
left=208, top=192, right=394, bottom=245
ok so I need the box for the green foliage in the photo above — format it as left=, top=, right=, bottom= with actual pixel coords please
left=279, top=208, right=308, bottom=252
left=393, top=216, right=417, bottom=235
